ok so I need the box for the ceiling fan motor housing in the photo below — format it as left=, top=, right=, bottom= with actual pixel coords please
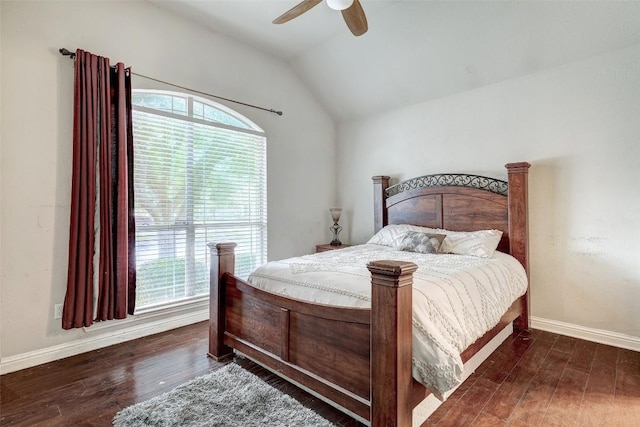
left=327, top=0, right=354, bottom=11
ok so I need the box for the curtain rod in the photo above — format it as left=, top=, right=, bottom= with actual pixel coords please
left=59, top=48, right=283, bottom=116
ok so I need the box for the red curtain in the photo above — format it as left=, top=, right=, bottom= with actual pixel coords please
left=63, top=49, right=136, bottom=329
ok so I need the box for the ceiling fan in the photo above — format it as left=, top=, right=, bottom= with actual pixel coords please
left=273, top=0, right=368, bottom=37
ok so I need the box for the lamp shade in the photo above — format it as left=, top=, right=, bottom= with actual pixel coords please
left=327, top=0, right=354, bottom=11
left=329, top=208, right=342, bottom=222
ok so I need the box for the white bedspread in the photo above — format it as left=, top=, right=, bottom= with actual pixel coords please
left=247, top=244, right=527, bottom=399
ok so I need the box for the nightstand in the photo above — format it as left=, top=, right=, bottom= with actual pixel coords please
left=315, top=244, right=351, bottom=253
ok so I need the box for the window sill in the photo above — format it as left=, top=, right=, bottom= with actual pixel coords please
left=82, top=296, right=209, bottom=333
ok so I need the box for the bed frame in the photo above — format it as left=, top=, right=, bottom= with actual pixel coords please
left=208, top=162, right=530, bottom=426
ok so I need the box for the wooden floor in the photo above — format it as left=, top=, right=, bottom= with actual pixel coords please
left=1, top=322, right=639, bottom=426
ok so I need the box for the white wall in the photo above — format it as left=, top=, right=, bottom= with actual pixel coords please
left=0, top=0, right=335, bottom=367
left=337, top=45, right=640, bottom=344
left=2, top=0, right=638, bottom=373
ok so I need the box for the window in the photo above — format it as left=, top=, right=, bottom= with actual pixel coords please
left=132, top=90, right=267, bottom=310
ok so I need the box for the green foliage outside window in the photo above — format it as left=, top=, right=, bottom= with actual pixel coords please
left=132, top=90, right=267, bottom=310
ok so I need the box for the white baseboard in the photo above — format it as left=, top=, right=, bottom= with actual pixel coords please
left=531, top=316, right=640, bottom=352
left=0, top=302, right=209, bottom=375
left=3, top=313, right=636, bottom=377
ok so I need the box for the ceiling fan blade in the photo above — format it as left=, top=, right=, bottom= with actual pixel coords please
left=273, top=0, right=323, bottom=24
left=342, top=0, right=368, bottom=36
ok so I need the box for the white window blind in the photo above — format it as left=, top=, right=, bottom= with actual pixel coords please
left=132, top=91, right=267, bottom=310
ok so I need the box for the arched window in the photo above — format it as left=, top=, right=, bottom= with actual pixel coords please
left=132, top=90, right=267, bottom=310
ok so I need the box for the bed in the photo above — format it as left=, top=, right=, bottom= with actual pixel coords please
left=207, top=162, right=530, bottom=426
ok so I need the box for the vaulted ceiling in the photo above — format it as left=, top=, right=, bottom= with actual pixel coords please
left=148, top=0, right=640, bottom=121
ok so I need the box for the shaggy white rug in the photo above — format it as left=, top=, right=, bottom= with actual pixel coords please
left=112, top=363, right=335, bottom=426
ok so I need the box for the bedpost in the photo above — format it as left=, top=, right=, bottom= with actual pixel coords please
left=506, top=162, right=531, bottom=331
left=372, top=176, right=390, bottom=233
left=207, top=242, right=236, bottom=362
left=368, top=260, right=417, bottom=427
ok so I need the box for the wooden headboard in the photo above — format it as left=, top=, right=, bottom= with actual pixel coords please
left=373, top=162, right=531, bottom=328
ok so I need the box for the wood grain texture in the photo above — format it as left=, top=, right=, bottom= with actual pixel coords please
left=207, top=241, right=236, bottom=361
left=272, top=0, right=322, bottom=24
left=3, top=323, right=638, bottom=427
left=288, top=311, right=371, bottom=398
left=427, top=328, right=640, bottom=427
left=210, top=244, right=525, bottom=424
left=506, top=162, right=531, bottom=331
left=372, top=175, right=390, bottom=233
left=442, top=193, right=508, bottom=232
left=388, top=193, right=442, bottom=229
left=215, top=273, right=372, bottom=420
left=368, top=260, right=417, bottom=427
left=316, top=244, right=352, bottom=253
left=342, top=0, right=368, bottom=36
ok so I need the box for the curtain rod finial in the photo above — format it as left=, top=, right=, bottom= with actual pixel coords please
left=59, top=48, right=76, bottom=58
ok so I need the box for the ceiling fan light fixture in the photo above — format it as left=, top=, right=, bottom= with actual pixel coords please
left=326, top=0, right=354, bottom=11
left=273, top=0, right=367, bottom=37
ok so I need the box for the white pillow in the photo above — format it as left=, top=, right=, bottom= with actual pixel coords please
left=367, top=224, right=449, bottom=249
left=439, top=229, right=503, bottom=258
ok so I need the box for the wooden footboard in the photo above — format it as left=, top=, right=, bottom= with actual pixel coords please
left=209, top=242, right=523, bottom=426
left=209, top=242, right=422, bottom=425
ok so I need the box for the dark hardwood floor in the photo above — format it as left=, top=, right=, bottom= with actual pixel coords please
left=1, top=322, right=638, bottom=426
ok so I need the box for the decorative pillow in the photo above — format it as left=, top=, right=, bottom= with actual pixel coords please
left=439, top=229, right=503, bottom=258
left=398, top=231, right=446, bottom=254
left=367, top=224, right=449, bottom=248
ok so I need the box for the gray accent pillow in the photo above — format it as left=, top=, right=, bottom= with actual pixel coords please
left=397, top=231, right=446, bottom=254
left=366, top=224, right=448, bottom=248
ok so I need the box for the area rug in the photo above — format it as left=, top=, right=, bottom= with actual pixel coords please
left=112, top=362, right=335, bottom=426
